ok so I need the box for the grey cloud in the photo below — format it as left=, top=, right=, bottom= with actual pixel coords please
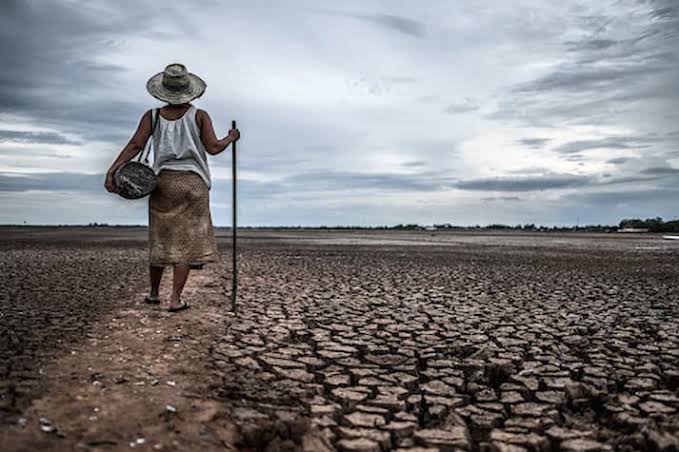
left=482, top=196, right=521, bottom=202
left=2, top=1, right=679, bottom=226
left=0, top=170, right=253, bottom=194
left=489, top=96, right=608, bottom=128
left=0, top=172, right=287, bottom=211
left=566, top=38, right=618, bottom=52
left=554, top=136, right=656, bottom=154
left=516, top=138, right=550, bottom=149
left=0, top=148, right=73, bottom=159
left=0, top=1, right=190, bottom=141
left=454, top=174, right=589, bottom=192
left=0, top=172, right=103, bottom=192
left=639, top=166, right=679, bottom=175
left=566, top=188, right=679, bottom=204
left=284, top=170, right=452, bottom=192
left=444, top=99, right=478, bottom=114
left=490, top=0, right=679, bottom=131
left=513, top=64, right=670, bottom=95
left=596, top=175, right=656, bottom=185
left=506, top=167, right=553, bottom=175
left=564, top=154, right=586, bottom=162
left=343, top=13, right=426, bottom=37
left=228, top=170, right=454, bottom=194
left=492, top=168, right=667, bottom=190
left=647, top=0, right=679, bottom=20
left=0, top=169, right=455, bottom=196
left=0, top=130, right=80, bottom=145
left=401, top=161, right=427, bottom=168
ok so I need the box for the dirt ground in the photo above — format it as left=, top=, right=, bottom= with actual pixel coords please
left=1, top=227, right=678, bottom=451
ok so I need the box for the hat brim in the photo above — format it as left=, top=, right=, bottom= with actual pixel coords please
left=146, top=72, right=206, bottom=104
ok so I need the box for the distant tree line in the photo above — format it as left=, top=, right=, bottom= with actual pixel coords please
left=7, top=217, right=678, bottom=232
left=619, top=217, right=679, bottom=232
left=257, top=219, right=678, bottom=232
left=239, top=223, right=619, bottom=231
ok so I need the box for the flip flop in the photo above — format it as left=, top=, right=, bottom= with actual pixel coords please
left=168, top=300, right=190, bottom=312
left=144, top=295, right=161, bottom=304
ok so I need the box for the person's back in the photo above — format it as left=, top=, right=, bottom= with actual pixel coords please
left=152, top=104, right=212, bottom=189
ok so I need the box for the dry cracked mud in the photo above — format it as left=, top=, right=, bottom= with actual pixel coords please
left=1, top=228, right=678, bottom=451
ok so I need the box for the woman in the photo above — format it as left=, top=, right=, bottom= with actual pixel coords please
left=105, top=63, right=240, bottom=312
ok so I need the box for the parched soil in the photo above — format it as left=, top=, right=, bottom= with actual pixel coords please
left=1, top=228, right=678, bottom=451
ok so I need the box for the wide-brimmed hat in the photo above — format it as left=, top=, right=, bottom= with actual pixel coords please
left=146, top=63, right=206, bottom=104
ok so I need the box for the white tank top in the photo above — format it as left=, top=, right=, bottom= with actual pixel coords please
left=151, top=105, right=212, bottom=188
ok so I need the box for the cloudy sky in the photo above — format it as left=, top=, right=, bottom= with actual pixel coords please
left=0, top=0, right=677, bottom=226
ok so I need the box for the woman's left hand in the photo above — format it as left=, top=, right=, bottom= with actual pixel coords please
left=228, top=128, right=240, bottom=143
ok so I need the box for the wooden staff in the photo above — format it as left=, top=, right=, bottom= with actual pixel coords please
left=231, top=119, right=238, bottom=312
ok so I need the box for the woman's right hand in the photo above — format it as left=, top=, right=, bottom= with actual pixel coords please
left=105, top=171, right=118, bottom=193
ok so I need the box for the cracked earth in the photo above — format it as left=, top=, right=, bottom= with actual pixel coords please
left=1, top=228, right=678, bottom=451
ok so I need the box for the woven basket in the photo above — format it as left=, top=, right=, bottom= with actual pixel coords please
left=114, top=161, right=157, bottom=199
left=114, top=108, right=160, bottom=199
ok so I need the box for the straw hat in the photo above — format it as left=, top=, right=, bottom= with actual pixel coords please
left=146, top=63, right=206, bottom=104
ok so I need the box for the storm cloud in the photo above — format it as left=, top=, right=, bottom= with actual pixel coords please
left=1, top=0, right=678, bottom=226
left=0, top=172, right=103, bottom=192
left=338, top=12, right=427, bottom=38
left=454, top=174, right=590, bottom=192
left=490, top=0, right=679, bottom=132
left=554, top=136, right=658, bottom=154
left=0, top=130, right=80, bottom=145
left=516, top=138, right=551, bottom=149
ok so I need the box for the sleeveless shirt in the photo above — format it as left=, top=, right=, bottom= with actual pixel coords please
left=151, top=105, right=212, bottom=189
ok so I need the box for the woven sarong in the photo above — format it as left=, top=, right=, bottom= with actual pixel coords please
left=148, top=170, right=219, bottom=266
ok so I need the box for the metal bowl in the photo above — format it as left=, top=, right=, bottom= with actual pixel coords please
left=114, top=162, right=157, bottom=199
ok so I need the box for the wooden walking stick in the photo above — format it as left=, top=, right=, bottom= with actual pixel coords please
left=231, top=120, right=238, bottom=312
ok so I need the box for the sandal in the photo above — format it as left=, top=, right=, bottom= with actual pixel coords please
left=168, top=300, right=190, bottom=312
left=144, top=295, right=161, bottom=304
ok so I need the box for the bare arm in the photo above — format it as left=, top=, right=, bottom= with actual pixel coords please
left=105, top=111, right=153, bottom=192
left=197, top=109, right=240, bottom=155
left=108, top=110, right=153, bottom=173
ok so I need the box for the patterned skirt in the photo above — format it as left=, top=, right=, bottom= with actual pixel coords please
left=148, top=170, right=219, bottom=266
